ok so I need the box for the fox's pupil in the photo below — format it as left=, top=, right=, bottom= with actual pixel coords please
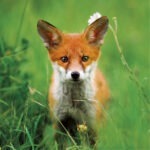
left=82, top=56, right=89, bottom=62
left=61, top=56, right=68, bottom=63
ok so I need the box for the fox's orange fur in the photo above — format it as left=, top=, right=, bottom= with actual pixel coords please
left=37, top=16, right=110, bottom=149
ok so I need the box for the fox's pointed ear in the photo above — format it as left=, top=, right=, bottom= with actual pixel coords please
left=84, top=16, right=109, bottom=46
left=37, top=20, right=62, bottom=50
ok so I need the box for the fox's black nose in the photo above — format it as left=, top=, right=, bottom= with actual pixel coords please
left=71, top=71, right=80, bottom=81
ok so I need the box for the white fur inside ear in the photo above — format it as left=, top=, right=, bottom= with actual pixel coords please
left=40, top=37, right=49, bottom=48
left=40, top=31, right=59, bottom=49
left=44, top=42, right=50, bottom=48
left=88, top=12, right=102, bottom=25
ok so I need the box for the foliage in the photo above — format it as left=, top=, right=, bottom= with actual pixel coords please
left=0, top=39, right=50, bottom=149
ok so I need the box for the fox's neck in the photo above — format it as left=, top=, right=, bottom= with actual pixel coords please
left=53, top=72, right=96, bottom=102
left=62, top=80, right=95, bottom=101
left=52, top=70, right=97, bottom=121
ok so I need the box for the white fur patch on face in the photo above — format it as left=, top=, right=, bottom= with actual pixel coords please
left=66, top=70, right=84, bottom=80
left=52, top=62, right=97, bottom=82
left=52, top=62, right=66, bottom=81
left=65, top=62, right=97, bottom=81
left=84, top=62, right=97, bottom=79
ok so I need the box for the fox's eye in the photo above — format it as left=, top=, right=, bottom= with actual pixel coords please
left=61, top=56, right=68, bottom=63
left=82, top=56, right=89, bottom=62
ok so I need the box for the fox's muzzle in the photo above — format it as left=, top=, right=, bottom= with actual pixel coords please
left=71, top=71, right=80, bottom=81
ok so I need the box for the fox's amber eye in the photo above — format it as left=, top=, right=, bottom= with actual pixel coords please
left=82, top=56, right=89, bottom=62
left=61, top=56, right=68, bottom=63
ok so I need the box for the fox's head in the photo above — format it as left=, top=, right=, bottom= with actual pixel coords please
left=37, top=16, right=108, bottom=82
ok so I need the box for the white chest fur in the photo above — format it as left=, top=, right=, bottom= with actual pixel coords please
left=52, top=79, right=96, bottom=124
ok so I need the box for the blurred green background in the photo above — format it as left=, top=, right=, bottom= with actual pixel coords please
left=0, top=0, right=149, bottom=149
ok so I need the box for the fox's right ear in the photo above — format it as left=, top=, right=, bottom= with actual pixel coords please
left=37, top=20, right=62, bottom=50
left=84, top=16, right=109, bottom=47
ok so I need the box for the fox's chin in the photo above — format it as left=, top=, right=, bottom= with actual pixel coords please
left=65, top=78, right=84, bottom=83
left=71, top=78, right=82, bottom=82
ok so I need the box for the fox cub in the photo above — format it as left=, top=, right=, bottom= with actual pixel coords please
left=37, top=15, right=109, bottom=148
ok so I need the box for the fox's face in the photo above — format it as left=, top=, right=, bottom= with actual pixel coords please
left=37, top=16, right=108, bottom=82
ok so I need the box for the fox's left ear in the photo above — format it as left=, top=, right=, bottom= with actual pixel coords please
left=84, top=16, right=109, bottom=46
left=37, top=20, right=62, bottom=50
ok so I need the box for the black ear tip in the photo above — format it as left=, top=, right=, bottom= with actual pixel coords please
left=38, top=19, right=43, bottom=23
left=37, top=19, right=49, bottom=26
left=37, top=19, right=57, bottom=29
left=100, top=16, right=109, bottom=24
left=37, top=19, right=44, bottom=28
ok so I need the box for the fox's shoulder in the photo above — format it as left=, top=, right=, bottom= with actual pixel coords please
left=94, top=69, right=110, bottom=104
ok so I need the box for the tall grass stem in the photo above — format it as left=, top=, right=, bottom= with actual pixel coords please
left=15, top=0, right=29, bottom=48
left=109, top=18, right=149, bottom=111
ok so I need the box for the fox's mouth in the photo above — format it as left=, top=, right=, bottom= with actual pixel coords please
left=68, top=78, right=81, bottom=82
left=65, top=78, right=83, bottom=83
left=72, top=78, right=80, bottom=82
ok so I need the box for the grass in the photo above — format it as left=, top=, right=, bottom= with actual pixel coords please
left=0, top=0, right=149, bottom=149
